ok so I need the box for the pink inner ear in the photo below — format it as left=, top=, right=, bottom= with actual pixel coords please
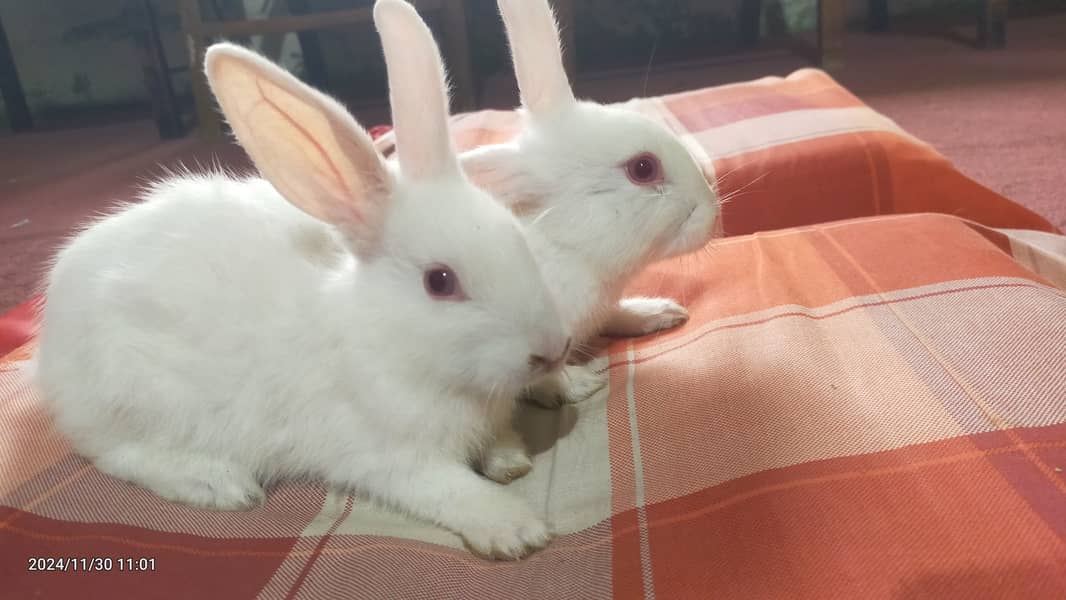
left=215, top=54, right=380, bottom=231
left=251, top=79, right=356, bottom=222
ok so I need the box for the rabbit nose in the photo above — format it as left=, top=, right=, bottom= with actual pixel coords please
left=529, top=338, right=572, bottom=373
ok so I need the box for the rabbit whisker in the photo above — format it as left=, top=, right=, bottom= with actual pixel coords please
left=642, top=32, right=659, bottom=98
left=718, top=170, right=771, bottom=203
left=710, top=160, right=755, bottom=187
left=570, top=341, right=599, bottom=362
left=530, top=205, right=556, bottom=228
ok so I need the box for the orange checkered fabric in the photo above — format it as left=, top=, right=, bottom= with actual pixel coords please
left=3, top=69, right=1064, bottom=599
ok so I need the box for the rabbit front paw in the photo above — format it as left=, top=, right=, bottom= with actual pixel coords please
left=565, top=365, right=608, bottom=402
left=602, top=297, right=690, bottom=337
left=481, top=442, right=532, bottom=484
left=460, top=503, right=553, bottom=560
left=638, top=298, right=689, bottom=334
left=525, top=365, right=608, bottom=409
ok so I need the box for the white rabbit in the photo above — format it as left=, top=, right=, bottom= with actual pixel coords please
left=35, top=0, right=570, bottom=561
left=457, top=0, right=721, bottom=409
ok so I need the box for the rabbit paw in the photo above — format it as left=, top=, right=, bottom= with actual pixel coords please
left=603, top=297, right=690, bottom=337
left=524, top=365, right=607, bottom=409
left=165, top=473, right=266, bottom=511
left=481, top=444, right=532, bottom=484
left=565, top=365, right=609, bottom=403
left=460, top=503, right=553, bottom=560
left=95, top=447, right=265, bottom=511
left=639, top=298, right=690, bottom=334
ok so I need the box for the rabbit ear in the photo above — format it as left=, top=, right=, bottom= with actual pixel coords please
left=497, top=0, right=576, bottom=115
left=460, top=145, right=546, bottom=217
left=204, top=43, right=390, bottom=253
left=374, top=0, right=460, bottom=182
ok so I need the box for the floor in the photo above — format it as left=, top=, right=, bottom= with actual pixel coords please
left=1, top=15, right=1064, bottom=314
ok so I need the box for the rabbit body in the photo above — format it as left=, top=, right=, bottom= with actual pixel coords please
left=455, top=0, right=722, bottom=408
left=39, top=176, right=514, bottom=502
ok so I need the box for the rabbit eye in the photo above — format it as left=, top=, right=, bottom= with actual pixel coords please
left=625, top=153, right=663, bottom=185
left=424, top=265, right=466, bottom=301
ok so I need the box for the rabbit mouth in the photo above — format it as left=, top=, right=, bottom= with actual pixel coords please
left=680, top=204, right=697, bottom=226
left=659, top=204, right=705, bottom=259
left=672, top=204, right=698, bottom=237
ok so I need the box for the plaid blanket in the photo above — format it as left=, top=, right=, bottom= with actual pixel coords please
left=4, top=70, right=1066, bottom=599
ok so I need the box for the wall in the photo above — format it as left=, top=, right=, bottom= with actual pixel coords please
left=0, top=0, right=310, bottom=123
left=1, top=0, right=167, bottom=115
left=0, top=0, right=1038, bottom=123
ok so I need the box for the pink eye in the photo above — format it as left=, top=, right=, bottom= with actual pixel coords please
left=423, top=265, right=465, bottom=301
left=625, top=153, right=662, bottom=185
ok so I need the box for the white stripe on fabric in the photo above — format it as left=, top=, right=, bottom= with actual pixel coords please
left=691, top=106, right=916, bottom=160
left=626, top=342, right=656, bottom=600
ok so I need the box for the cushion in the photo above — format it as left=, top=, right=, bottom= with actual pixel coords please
left=3, top=212, right=1065, bottom=598
left=374, top=68, right=1059, bottom=237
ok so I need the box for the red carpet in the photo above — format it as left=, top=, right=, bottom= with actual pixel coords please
left=1, top=15, right=1064, bottom=315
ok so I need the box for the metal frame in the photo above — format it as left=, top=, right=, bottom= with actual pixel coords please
left=177, top=0, right=476, bottom=138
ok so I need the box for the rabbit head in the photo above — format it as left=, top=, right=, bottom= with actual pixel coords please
left=461, top=0, right=720, bottom=286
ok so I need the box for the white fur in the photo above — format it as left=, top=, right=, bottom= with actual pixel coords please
left=35, top=0, right=566, bottom=561
left=460, top=0, right=721, bottom=407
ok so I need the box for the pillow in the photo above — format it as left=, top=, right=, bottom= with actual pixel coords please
left=3, top=213, right=1064, bottom=598
left=372, top=68, right=1059, bottom=237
